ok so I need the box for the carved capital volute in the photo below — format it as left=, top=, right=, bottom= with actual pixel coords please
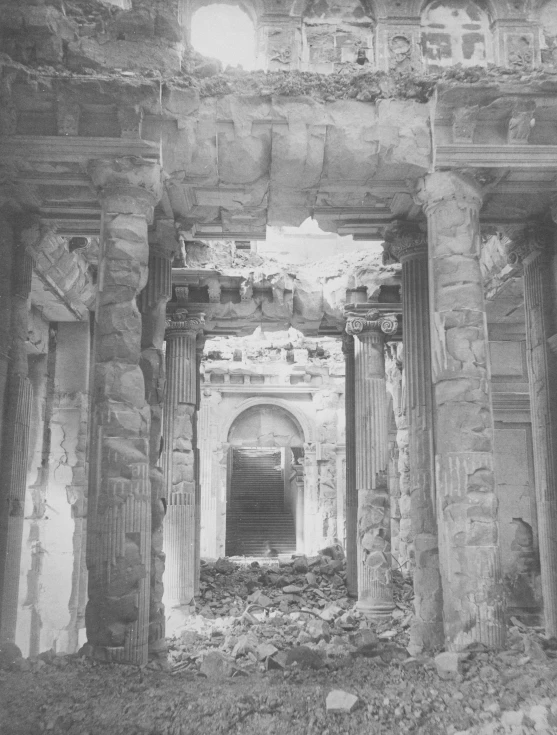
left=382, top=221, right=427, bottom=264
left=87, top=156, right=162, bottom=221
left=505, top=222, right=553, bottom=267
left=165, top=309, right=205, bottom=339
left=345, top=310, right=398, bottom=338
left=414, top=171, right=483, bottom=216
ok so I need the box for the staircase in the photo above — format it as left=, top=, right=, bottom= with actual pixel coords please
left=226, top=448, right=296, bottom=556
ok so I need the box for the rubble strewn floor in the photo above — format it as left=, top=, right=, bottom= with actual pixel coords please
left=2, top=554, right=557, bottom=735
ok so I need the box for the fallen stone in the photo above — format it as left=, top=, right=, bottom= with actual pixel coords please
left=199, top=651, right=233, bottom=680
left=320, top=605, right=343, bottom=621
left=307, top=619, right=331, bottom=642
left=0, top=641, right=22, bottom=670
left=257, top=643, right=278, bottom=660
left=350, top=628, right=378, bottom=647
left=283, top=585, right=304, bottom=594
left=435, top=651, right=463, bottom=679
left=285, top=645, right=325, bottom=669
left=292, top=556, right=309, bottom=573
left=326, top=690, right=359, bottom=713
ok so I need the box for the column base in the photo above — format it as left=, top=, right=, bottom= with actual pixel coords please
left=355, top=599, right=395, bottom=619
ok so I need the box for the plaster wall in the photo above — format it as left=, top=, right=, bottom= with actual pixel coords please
left=16, top=321, right=90, bottom=656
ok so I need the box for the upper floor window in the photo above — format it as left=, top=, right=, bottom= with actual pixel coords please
left=421, top=0, right=493, bottom=70
left=191, top=4, right=257, bottom=70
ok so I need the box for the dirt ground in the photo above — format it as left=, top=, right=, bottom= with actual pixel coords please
left=2, top=557, right=557, bottom=735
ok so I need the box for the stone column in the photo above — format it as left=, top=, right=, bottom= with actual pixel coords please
left=508, top=221, right=557, bottom=638
left=85, top=157, right=162, bottom=665
left=0, top=223, right=33, bottom=645
left=139, top=220, right=176, bottom=653
left=194, top=336, right=205, bottom=596
left=416, top=172, right=505, bottom=650
left=163, top=309, right=204, bottom=630
left=302, top=444, right=319, bottom=554
left=384, top=221, right=444, bottom=652
left=342, top=332, right=358, bottom=597
left=294, top=462, right=305, bottom=553
left=346, top=310, right=397, bottom=618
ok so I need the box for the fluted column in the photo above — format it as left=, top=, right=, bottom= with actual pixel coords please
left=139, top=220, right=177, bottom=653
left=85, top=157, right=162, bottom=665
left=0, top=223, right=33, bottom=645
left=384, top=221, right=444, bottom=652
left=346, top=310, right=397, bottom=617
left=194, top=336, right=204, bottom=596
left=303, top=444, right=319, bottom=554
left=163, top=309, right=204, bottom=628
left=342, top=332, right=357, bottom=597
left=416, top=172, right=505, bottom=650
left=508, top=220, right=557, bottom=638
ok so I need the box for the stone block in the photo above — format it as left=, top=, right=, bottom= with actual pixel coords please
left=434, top=651, right=463, bottom=679
left=326, top=690, right=359, bottom=713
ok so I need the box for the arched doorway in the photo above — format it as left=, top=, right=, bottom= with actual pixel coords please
left=225, top=404, right=305, bottom=556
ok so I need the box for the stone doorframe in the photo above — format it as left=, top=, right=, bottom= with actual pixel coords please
left=216, top=397, right=317, bottom=556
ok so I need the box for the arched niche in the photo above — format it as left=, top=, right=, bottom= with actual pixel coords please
left=420, top=0, right=494, bottom=69
left=183, top=0, right=263, bottom=51
left=221, top=397, right=315, bottom=446
left=228, top=404, right=305, bottom=447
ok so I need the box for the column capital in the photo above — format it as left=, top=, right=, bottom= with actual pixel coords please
left=414, top=171, right=483, bottom=215
left=165, top=309, right=205, bottom=339
left=505, top=222, right=554, bottom=267
left=383, top=220, right=428, bottom=263
left=345, top=310, right=398, bottom=338
left=87, top=156, right=162, bottom=220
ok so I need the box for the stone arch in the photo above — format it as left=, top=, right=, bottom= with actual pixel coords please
left=183, top=0, right=263, bottom=51
left=420, top=0, right=495, bottom=69
left=220, top=397, right=315, bottom=446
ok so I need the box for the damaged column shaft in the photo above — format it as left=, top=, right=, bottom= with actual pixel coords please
left=163, top=310, right=204, bottom=618
left=86, top=157, right=162, bottom=666
left=139, top=224, right=176, bottom=652
left=342, top=332, right=357, bottom=597
left=416, top=171, right=505, bottom=650
left=384, top=222, right=444, bottom=652
left=0, top=225, right=33, bottom=644
left=346, top=311, right=396, bottom=618
left=508, top=219, right=557, bottom=638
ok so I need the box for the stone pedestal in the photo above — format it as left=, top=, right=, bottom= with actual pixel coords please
left=508, top=221, right=557, bottom=638
left=0, top=228, right=33, bottom=644
left=416, top=172, right=505, bottom=650
left=342, top=333, right=357, bottom=597
left=346, top=311, right=397, bottom=618
left=85, top=156, right=162, bottom=666
left=139, top=221, right=176, bottom=653
left=163, top=310, right=204, bottom=632
left=384, top=222, right=444, bottom=652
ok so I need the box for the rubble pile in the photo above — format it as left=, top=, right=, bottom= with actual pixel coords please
left=166, top=552, right=415, bottom=678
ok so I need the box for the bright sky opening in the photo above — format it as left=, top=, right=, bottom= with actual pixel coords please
left=191, top=5, right=257, bottom=71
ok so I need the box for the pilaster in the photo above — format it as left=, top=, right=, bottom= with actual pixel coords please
left=384, top=220, right=444, bottom=652
left=85, top=156, right=162, bottom=666
left=163, top=309, right=204, bottom=632
left=0, top=222, right=33, bottom=644
left=508, top=219, right=557, bottom=638
left=342, top=332, right=357, bottom=597
left=416, top=172, right=505, bottom=650
left=345, top=310, right=397, bottom=618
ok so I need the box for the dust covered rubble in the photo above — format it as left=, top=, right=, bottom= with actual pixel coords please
left=165, top=550, right=414, bottom=678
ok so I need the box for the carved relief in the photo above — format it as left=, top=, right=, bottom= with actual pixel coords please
left=389, top=34, right=413, bottom=72
left=507, top=34, right=534, bottom=68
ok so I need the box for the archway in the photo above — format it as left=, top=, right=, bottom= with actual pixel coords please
left=225, top=404, right=306, bottom=556
left=190, top=4, right=257, bottom=70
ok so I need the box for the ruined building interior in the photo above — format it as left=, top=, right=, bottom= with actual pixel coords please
left=3, top=0, right=557, bottom=732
